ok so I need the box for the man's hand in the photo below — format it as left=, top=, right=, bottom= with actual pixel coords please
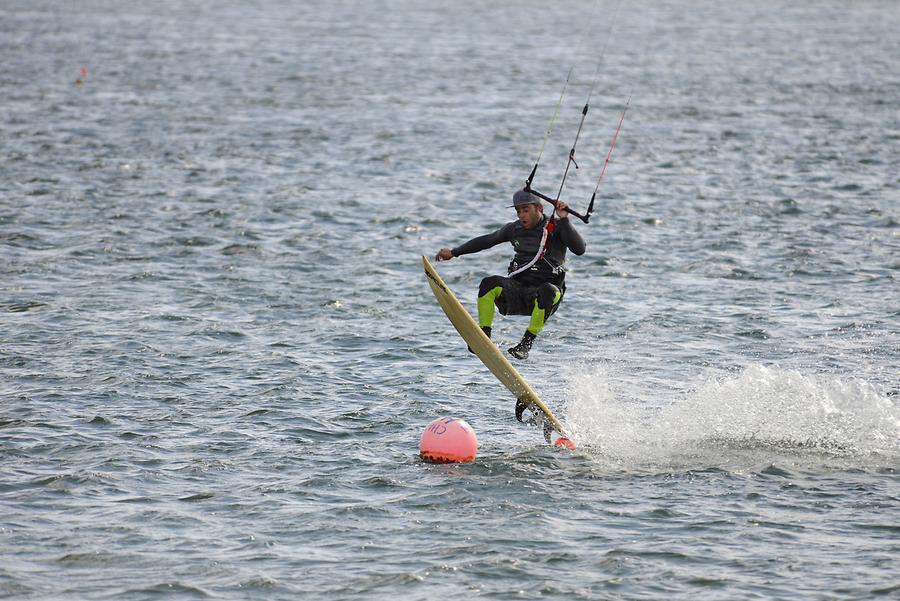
left=435, top=248, right=454, bottom=261
left=555, top=201, right=570, bottom=219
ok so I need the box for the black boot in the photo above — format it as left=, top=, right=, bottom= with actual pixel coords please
left=468, top=326, right=492, bottom=353
left=507, top=331, right=536, bottom=360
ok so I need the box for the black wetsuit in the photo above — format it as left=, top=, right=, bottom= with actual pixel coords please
left=451, top=215, right=586, bottom=326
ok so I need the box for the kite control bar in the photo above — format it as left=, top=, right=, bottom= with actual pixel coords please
left=525, top=186, right=592, bottom=224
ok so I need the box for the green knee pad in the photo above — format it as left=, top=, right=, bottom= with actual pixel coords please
left=477, top=286, right=503, bottom=329
left=527, top=289, right=562, bottom=335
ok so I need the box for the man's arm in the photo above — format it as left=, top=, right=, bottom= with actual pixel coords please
left=555, top=217, right=586, bottom=255
left=551, top=201, right=586, bottom=256
left=435, top=226, right=511, bottom=262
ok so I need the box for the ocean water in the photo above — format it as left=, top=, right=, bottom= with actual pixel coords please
left=2, top=1, right=898, bottom=599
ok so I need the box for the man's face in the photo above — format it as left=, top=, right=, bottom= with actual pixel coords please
left=515, top=203, right=543, bottom=229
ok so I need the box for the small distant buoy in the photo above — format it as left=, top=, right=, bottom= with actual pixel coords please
left=420, top=417, right=477, bottom=463
left=554, top=437, right=576, bottom=451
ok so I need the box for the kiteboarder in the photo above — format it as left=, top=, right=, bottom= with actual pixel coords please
left=435, top=188, right=586, bottom=360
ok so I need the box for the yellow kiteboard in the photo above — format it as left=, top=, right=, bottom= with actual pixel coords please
left=422, top=255, right=575, bottom=448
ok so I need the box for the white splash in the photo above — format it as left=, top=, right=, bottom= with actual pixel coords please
left=564, top=363, right=900, bottom=470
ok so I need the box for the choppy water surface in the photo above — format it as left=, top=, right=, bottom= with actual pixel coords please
left=2, top=1, right=898, bottom=599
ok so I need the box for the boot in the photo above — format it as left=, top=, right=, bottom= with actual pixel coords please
left=468, top=327, right=492, bottom=353
left=507, top=331, right=536, bottom=360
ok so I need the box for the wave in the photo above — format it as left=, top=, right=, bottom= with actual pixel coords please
left=565, top=364, right=899, bottom=471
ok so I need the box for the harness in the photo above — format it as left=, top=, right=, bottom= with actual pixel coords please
left=507, top=219, right=552, bottom=278
left=507, top=216, right=566, bottom=288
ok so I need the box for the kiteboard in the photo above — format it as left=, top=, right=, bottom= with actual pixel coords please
left=422, top=255, right=575, bottom=448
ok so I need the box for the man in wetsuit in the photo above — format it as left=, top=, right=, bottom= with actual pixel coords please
left=435, top=188, right=586, bottom=360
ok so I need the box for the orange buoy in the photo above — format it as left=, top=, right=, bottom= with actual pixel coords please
left=420, top=417, right=477, bottom=463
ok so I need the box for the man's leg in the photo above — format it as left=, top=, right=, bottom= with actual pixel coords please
left=508, top=283, right=562, bottom=360
left=467, top=275, right=514, bottom=352
left=526, top=283, right=562, bottom=336
left=476, top=275, right=506, bottom=331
